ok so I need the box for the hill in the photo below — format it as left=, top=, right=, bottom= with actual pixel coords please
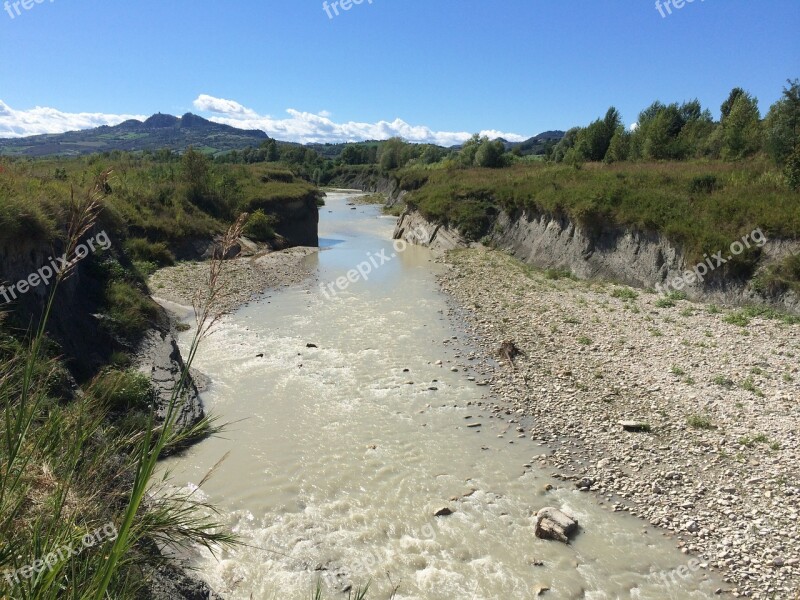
left=0, top=112, right=270, bottom=157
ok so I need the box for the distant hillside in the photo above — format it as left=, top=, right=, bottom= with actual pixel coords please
left=0, top=113, right=270, bottom=157
left=507, top=130, right=565, bottom=156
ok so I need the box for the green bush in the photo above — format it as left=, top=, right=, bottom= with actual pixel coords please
left=104, top=281, right=160, bottom=340
left=243, top=209, right=278, bottom=242
left=92, top=368, right=154, bottom=412
left=123, top=238, right=175, bottom=266
left=689, top=175, right=721, bottom=194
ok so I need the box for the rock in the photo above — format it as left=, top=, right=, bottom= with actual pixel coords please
left=434, top=507, right=454, bottom=517
left=306, top=343, right=318, bottom=348
left=256, top=353, right=264, bottom=358
left=619, top=420, right=651, bottom=432
left=535, top=507, right=579, bottom=543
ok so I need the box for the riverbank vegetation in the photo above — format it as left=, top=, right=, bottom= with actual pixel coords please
left=388, top=80, right=800, bottom=293
left=0, top=181, right=239, bottom=599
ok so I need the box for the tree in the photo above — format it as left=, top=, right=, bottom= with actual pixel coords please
left=474, top=139, right=506, bottom=168
left=457, top=134, right=482, bottom=166
left=721, top=93, right=762, bottom=159
left=764, top=79, right=800, bottom=166
left=785, top=145, right=800, bottom=190
left=605, top=126, right=631, bottom=163
left=378, top=137, right=405, bottom=171
left=721, top=87, right=747, bottom=120
left=551, top=128, right=581, bottom=163
left=264, top=139, right=280, bottom=162
left=341, top=144, right=367, bottom=165
left=181, top=147, right=210, bottom=190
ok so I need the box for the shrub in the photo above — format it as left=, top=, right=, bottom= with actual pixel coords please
left=123, top=238, right=175, bottom=266
left=687, top=414, right=715, bottom=429
left=243, top=209, right=278, bottom=242
left=612, top=287, right=638, bottom=300
left=785, top=146, right=800, bottom=190
left=723, top=312, right=751, bottom=327
left=104, top=280, right=160, bottom=340
left=91, top=368, right=154, bottom=412
left=689, top=175, right=721, bottom=194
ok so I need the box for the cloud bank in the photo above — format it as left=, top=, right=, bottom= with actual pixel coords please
left=0, top=95, right=527, bottom=145
left=0, top=100, right=146, bottom=139
left=192, top=95, right=527, bottom=145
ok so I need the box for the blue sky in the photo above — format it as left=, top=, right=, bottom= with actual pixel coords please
left=0, top=0, right=798, bottom=143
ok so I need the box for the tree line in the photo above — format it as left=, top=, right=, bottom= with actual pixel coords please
left=550, top=80, right=800, bottom=188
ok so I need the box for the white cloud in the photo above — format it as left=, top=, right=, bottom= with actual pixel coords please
left=0, top=100, right=145, bottom=138
left=192, top=94, right=259, bottom=119
left=0, top=95, right=529, bottom=146
left=193, top=95, right=527, bottom=145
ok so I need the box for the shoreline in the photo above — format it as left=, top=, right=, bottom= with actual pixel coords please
left=435, top=247, right=799, bottom=599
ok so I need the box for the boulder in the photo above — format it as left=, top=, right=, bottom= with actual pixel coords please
left=535, top=507, right=579, bottom=544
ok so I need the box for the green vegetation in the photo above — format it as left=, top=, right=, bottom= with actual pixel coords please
left=741, top=377, right=765, bottom=397
left=712, top=375, right=736, bottom=389
left=611, top=287, right=639, bottom=300
left=370, top=80, right=800, bottom=296
left=740, top=433, right=771, bottom=448
left=0, top=149, right=319, bottom=252
left=686, top=414, right=715, bottom=429
left=243, top=209, right=278, bottom=242
left=0, top=195, right=238, bottom=598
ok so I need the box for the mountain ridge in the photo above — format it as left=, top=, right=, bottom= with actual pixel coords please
left=0, top=112, right=564, bottom=158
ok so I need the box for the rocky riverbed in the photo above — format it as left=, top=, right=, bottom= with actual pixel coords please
left=436, top=247, right=799, bottom=599
left=148, top=246, right=317, bottom=315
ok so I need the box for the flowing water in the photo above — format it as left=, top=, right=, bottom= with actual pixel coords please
left=163, top=193, right=720, bottom=599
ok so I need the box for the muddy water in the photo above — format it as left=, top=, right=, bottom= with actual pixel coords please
left=164, top=193, right=720, bottom=599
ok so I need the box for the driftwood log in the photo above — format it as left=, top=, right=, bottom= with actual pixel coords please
left=535, top=507, right=579, bottom=544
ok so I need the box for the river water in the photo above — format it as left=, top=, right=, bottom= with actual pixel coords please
left=163, top=192, right=720, bottom=599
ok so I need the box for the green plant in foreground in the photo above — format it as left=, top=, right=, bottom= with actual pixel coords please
left=577, top=335, right=593, bottom=346
left=670, top=365, right=686, bottom=376
left=92, top=214, right=247, bottom=599
left=0, top=174, right=239, bottom=599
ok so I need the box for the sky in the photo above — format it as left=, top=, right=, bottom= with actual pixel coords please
left=0, top=0, right=798, bottom=145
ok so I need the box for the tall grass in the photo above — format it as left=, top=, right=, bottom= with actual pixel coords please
left=0, top=174, right=240, bottom=598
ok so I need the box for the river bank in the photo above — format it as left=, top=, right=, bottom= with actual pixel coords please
left=148, top=246, right=318, bottom=315
left=435, top=247, right=800, bottom=599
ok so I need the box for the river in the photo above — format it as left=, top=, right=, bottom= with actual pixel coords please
left=163, top=192, right=720, bottom=599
